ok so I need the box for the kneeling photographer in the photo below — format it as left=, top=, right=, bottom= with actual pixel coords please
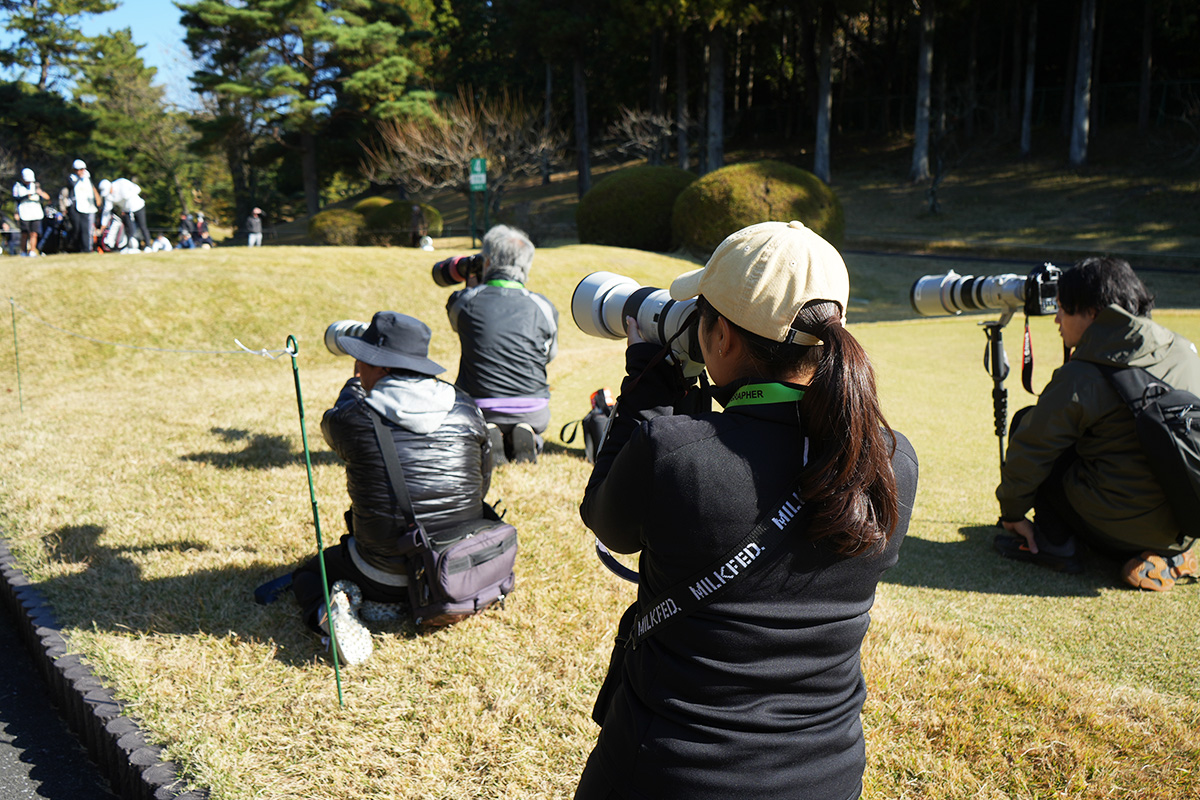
left=575, top=221, right=918, bottom=800
left=995, top=257, right=1200, bottom=590
left=443, top=224, right=558, bottom=464
left=290, top=312, right=494, bottom=664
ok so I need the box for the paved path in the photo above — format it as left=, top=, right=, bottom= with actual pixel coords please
left=0, top=603, right=117, bottom=799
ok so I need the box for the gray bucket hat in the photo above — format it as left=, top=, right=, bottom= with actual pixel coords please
left=337, top=311, right=444, bottom=375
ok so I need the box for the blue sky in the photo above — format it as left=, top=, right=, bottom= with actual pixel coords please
left=79, top=0, right=197, bottom=106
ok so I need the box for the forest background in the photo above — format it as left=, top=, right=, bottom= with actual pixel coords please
left=2, top=0, right=1199, bottom=242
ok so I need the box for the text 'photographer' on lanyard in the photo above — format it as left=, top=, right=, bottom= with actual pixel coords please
left=626, top=382, right=810, bottom=650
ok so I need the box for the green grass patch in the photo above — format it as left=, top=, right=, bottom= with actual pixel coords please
left=1, top=244, right=1198, bottom=798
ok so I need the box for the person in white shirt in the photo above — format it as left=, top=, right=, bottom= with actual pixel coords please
left=12, top=168, right=50, bottom=256
left=68, top=159, right=100, bottom=253
left=98, top=178, right=152, bottom=247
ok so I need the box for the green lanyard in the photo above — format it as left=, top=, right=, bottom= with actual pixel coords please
left=485, top=279, right=523, bottom=289
left=724, top=382, right=805, bottom=408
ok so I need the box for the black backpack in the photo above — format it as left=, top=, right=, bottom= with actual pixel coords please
left=1099, top=364, right=1200, bottom=543
left=560, top=388, right=615, bottom=464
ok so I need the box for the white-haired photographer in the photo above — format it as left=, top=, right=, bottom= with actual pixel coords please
left=445, top=224, right=559, bottom=464
left=995, top=256, right=1200, bottom=591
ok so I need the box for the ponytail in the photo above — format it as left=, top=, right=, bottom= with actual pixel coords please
left=797, top=320, right=899, bottom=555
left=698, top=297, right=900, bottom=556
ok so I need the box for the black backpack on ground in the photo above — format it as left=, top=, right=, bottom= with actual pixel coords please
left=560, top=388, right=615, bottom=464
left=370, top=412, right=517, bottom=630
left=1099, top=364, right=1200, bottom=543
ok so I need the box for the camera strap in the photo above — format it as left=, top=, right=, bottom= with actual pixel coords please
left=370, top=411, right=419, bottom=531
left=626, top=469, right=812, bottom=650
left=1021, top=316, right=1071, bottom=395
left=1021, top=318, right=1036, bottom=394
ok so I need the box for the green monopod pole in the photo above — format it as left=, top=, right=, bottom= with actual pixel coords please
left=10, top=299, right=23, bottom=413
left=286, top=335, right=344, bottom=705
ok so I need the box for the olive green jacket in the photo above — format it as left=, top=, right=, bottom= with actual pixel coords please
left=997, top=304, right=1200, bottom=553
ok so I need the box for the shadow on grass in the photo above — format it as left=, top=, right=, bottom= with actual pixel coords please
left=884, top=523, right=1124, bottom=597
left=181, top=427, right=342, bottom=470
left=36, top=522, right=362, bottom=669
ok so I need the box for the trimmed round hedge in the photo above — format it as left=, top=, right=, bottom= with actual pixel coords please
left=364, top=201, right=443, bottom=246
left=352, top=196, right=394, bottom=217
left=576, top=166, right=697, bottom=252
left=671, top=160, right=844, bottom=256
left=308, top=209, right=365, bottom=246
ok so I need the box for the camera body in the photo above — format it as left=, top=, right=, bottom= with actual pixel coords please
left=571, top=271, right=704, bottom=376
left=910, top=263, right=1061, bottom=319
left=324, top=319, right=369, bottom=357
left=432, top=254, right=486, bottom=287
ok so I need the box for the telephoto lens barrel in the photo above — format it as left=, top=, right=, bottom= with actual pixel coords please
left=571, top=271, right=704, bottom=376
left=431, top=254, right=484, bottom=287
left=910, top=269, right=1028, bottom=317
left=324, top=320, right=369, bottom=356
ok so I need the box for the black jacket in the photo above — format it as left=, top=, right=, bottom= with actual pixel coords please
left=446, top=279, right=558, bottom=399
left=580, top=344, right=919, bottom=800
left=321, top=375, right=492, bottom=573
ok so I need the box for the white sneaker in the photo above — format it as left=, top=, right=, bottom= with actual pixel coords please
left=359, top=600, right=407, bottom=622
left=320, top=580, right=373, bottom=665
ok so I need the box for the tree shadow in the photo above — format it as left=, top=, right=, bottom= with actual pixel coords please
left=883, top=523, right=1125, bottom=597
left=181, top=427, right=342, bottom=470
left=33, top=522, right=384, bottom=669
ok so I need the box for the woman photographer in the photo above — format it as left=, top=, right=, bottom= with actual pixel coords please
left=576, top=221, right=918, bottom=800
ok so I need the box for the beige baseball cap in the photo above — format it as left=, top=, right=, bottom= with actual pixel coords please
left=669, top=220, right=849, bottom=344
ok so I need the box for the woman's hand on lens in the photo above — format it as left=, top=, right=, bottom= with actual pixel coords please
left=626, top=316, right=646, bottom=346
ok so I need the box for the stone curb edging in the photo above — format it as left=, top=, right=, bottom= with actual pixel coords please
left=0, top=537, right=209, bottom=800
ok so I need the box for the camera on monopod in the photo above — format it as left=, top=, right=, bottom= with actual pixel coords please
left=909, top=262, right=1062, bottom=469
left=571, top=271, right=705, bottom=377
left=910, top=262, right=1060, bottom=323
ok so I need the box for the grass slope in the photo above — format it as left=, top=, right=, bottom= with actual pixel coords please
left=0, top=243, right=1197, bottom=799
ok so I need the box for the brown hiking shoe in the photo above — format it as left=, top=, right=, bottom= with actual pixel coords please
left=1121, top=549, right=1198, bottom=592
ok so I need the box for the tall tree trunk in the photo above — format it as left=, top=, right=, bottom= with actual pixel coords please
left=1020, top=3, right=1038, bottom=156
left=650, top=27, right=667, bottom=166
left=1089, top=2, right=1104, bottom=133
left=814, top=0, right=834, bottom=185
left=732, top=27, right=742, bottom=113
left=1069, top=0, right=1096, bottom=167
left=676, top=24, right=689, bottom=170
left=910, top=1, right=934, bottom=182
left=965, top=4, right=979, bottom=141
left=1137, top=0, right=1153, bottom=132
left=1009, top=1, right=1024, bottom=120
left=705, top=25, right=725, bottom=174
left=573, top=57, right=591, bottom=197
left=301, top=130, right=319, bottom=217
left=542, top=62, right=553, bottom=184
left=746, top=41, right=755, bottom=111
left=1060, top=0, right=1079, bottom=138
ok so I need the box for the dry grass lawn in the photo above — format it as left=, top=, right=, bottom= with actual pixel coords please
left=1, top=240, right=1198, bottom=799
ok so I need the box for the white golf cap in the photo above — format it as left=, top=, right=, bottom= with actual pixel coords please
left=73, top=159, right=86, bottom=169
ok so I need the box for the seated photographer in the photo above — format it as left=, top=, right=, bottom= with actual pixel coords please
left=995, top=257, right=1200, bottom=590
left=446, top=224, right=558, bottom=464
left=290, top=312, right=493, bottom=663
left=576, top=221, right=918, bottom=800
